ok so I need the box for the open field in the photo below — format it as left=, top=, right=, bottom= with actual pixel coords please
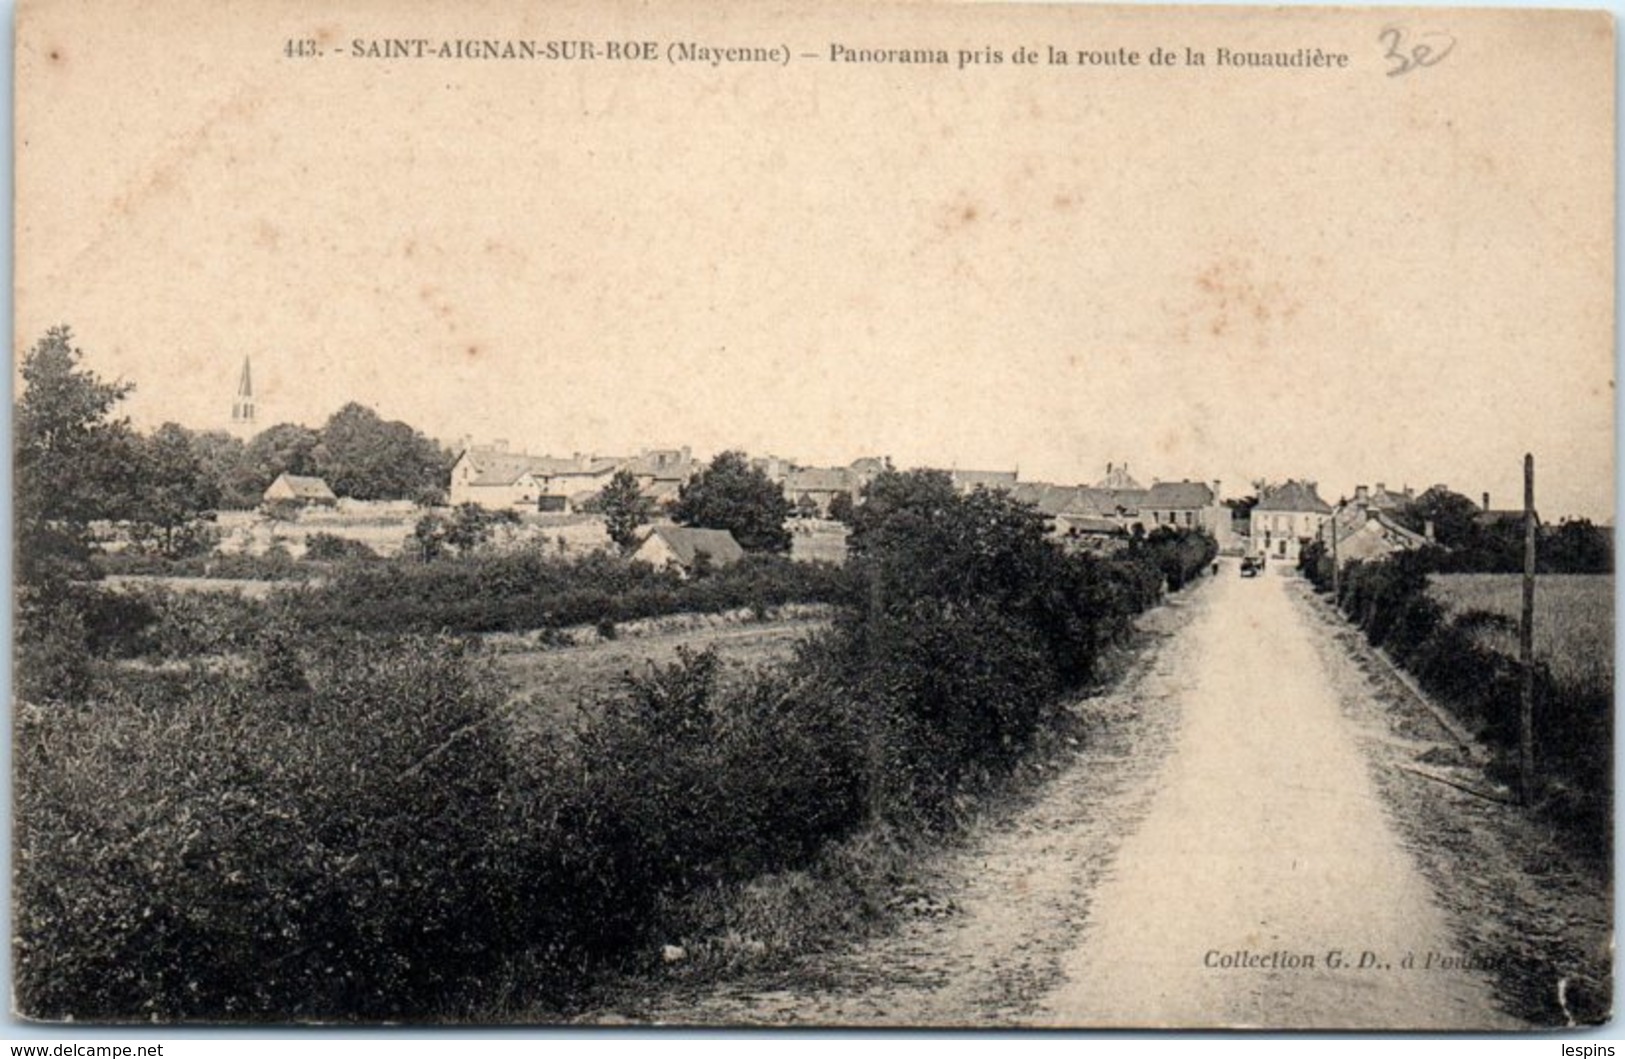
left=212, top=506, right=614, bottom=559
left=102, top=574, right=292, bottom=600
left=493, top=609, right=833, bottom=739
left=1427, top=573, right=1613, bottom=689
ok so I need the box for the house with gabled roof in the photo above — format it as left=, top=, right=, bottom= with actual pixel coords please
left=1322, top=483, right=1430, bottom=565
left=632, top=525, right=745, bottom=576
left=448, top=445, right=623, bottom=512
left=784, top=466, right=855, bottom=517
left=1363, top=482, right=1415, bottom=512
left=1322, top=502, right=1432, bottom=566
left=1095, top=462, right=1144, bottom=491
left=263, top=472, right=338, bottom=508
left=620, top=448, right=697, bottom=509
left=1010, top=482, right=1097, bottom=518
left=1143, top=479, right=1221, bottom=533
left=1251, top=479, right=1333, bottom=562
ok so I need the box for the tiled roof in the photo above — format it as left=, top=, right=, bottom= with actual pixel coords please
left=465, top=452, right=621, bottom=486
left=1095, top=465, right=1144, bottom=491
left=465, top=453, right=544, bottom=486
left=1008, top=483, right=1084, bottom=514
left=786, top=467, right=853, bottom=493
left=1144, top=480, right=1215, bottom=510
left=1367, top=484, right=1414, bottom=510
left=1255, top=480, right=1332, bottom=514
left=1077, top=487, right=1145, bottom=514
left=274, top=474, right=337, bottom=501
left=624, top=450, right=695, bottom=480
left=645, top=526, right=745, bottom=567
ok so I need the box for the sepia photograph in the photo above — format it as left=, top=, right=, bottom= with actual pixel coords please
left=10, top=0, right=1616, bottom=1031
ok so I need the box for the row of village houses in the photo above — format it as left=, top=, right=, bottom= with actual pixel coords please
left=424, top=444, right=1458, bottom=568
left=429, top=441, right=1449, bottom=565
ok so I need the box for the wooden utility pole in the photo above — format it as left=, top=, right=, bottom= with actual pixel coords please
left=1519, top=453, right=1536, bottom=806
left=1330, top=500, right=1341, bottom=600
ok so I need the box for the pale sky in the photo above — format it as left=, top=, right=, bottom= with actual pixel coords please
left=15, top=0, right=1616, bottom=518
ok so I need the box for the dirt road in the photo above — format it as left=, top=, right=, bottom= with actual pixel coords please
left=1034, top=564, right=1515, bottom=1029
left=622, top=565, right=1552, bottom=1029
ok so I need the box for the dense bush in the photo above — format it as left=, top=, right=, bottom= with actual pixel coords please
left=94, top=548, right=307, bottom=581
left=835, top=470, right=1208, bottom=813
left=526, top=646, right=871, bottom=966
left=1133, top=525, right=1220, bottom=592
left=15, top=635, right=519, bottom=1021
left=303, top=532, right=379, bottom=563
left=13, top=592, right=95, bottom=705
left=288, top=550, right=856, bottom=635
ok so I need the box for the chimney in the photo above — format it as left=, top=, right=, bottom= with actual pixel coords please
left=1355, top=484, right=1370, bottom=504
left=1424, top=519, right=1436, bottom=542
left=1106, top=462, right=1114, bottom=475
left=1482, top=492, right=1491, bottom=510
left=1212, top=479, right=1221, bottom=501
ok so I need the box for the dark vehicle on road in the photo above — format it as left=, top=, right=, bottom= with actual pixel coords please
left=1240, top=556, right=1263, bottom=577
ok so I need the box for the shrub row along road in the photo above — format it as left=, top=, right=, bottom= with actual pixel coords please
left=623, top=563, right=1528, bottom=1029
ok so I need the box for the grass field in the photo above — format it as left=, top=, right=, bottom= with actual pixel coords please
left=494, top=611, right=831, bottom=739
left=1427, top=573, right=1613, bottom=689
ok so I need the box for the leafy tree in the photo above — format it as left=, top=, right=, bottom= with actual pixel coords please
left=15, top=326, right=135, bottom=586
left=596, top=469, right=652, bottom=553
left=242, top=422, right=321, bottom=499
left=827, top=490, right=856, bottom=525
left=185, top=429, right=260, bottom=510
left=847, top=469, right=1056, bottom=613
left=672, top=450, right=794, bottom=553
left=123, top=423, right=222, bottom=558
left=412, top=504, right=519, bottom=561
left=444, top=503, right=520, bottom=555
left=1133, top=525, right=1219, bottom=591
left=313, top=403, right=452, bottom=502
left=1394, top=486, right=1482, bottom=549
left=1543, top=518, right=1612, bottom=574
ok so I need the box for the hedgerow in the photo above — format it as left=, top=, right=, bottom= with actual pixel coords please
left=1300, top=548, right=1610, bottom=861
left=287, top=551, right=857, bottom=634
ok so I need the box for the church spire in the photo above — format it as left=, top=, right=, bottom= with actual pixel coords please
left=231, top=356, right=256, bottom=431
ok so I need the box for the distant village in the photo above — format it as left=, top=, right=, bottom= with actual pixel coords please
left=226, top=357, right=1521, bottom=574
left=432, top=440, right=1448, bottom=567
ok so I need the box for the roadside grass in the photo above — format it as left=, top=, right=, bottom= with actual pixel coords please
left=1427, top=573, right=1613, bottom=691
